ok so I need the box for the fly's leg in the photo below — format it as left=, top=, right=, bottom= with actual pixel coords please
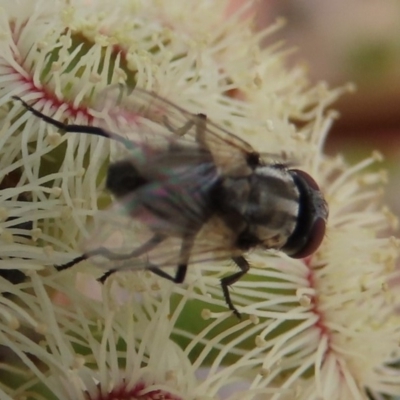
left=99, top=234, right=194, bottom=284
left=163, top=113, right=208, bottom=143
left=55, top=255, right=88, bottom=271
left=162, top=116, right=195, bottom=137
left=220, top=255, right=250, bottom=319
left=193, top=113, right=208, bottom=148
left=163, top=113, right=212, bottom=158
left=98, top=267, right=117, bottom=283
left=147, top=263, right=187, bottom=284
left=55, top=234, right=165, bottom=275
left=95, top=234, right=166, bottom=282
left=13, top=97, right=128, bottom=145
left=145, top=234, right=195, bottom=285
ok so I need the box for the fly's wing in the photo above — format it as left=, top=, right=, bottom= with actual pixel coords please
left=92, top=85, right=258, bottom=177
left=82, top=161, right=238, bottom=273
left=76, top=86, right=252, bottom=275
left=82, top=207, right=238, bottom=273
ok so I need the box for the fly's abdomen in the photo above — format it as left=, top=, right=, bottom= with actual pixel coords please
left=106, top=160, right=148, bottom=198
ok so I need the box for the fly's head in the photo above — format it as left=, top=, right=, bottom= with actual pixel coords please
left=236, top=165, right=328, bottom=259
left=280, top=169, right=328, bottom=258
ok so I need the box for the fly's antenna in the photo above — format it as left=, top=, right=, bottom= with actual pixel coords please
left=12, top=96, right=131, bottom=147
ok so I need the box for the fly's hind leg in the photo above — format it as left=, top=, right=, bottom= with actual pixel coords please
left=220, top=255, right=250, bottom=319
left=55, top=255, right=88, bottom=272
left=148, top=264, right=187, bottom=284
left=95, top=234, right=166, bottom=282
left=55, top=234, right=165, bottom=281
left=98, top=267, right=117, bottom=284
left=99, top=234, right=194, bottom=285
left=97, top=264, right=186, bottom=284
left=97, top=255, right=186, bottom=284
left=145, top=234, right=195, bottom=287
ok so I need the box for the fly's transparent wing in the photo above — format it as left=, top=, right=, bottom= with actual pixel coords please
left=82, top=165, right=239, bottom=273
left=82, top=206, right=238, bottom=273
left=70, top=86, right=273, bottom=279
left=92, top=85, right=259, bottom=176
left=79, top=87, right=252, bottom=274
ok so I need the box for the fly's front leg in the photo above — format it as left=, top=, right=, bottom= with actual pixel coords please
left=162, top=113, right=208, bottom=144
left=163, top=113, right=212, bottom=157
left=220, top=255, right=250, bottom=319
left=193, top=113, right=208, bottom=148
left=163, top=116, right=195, bottom=137
left=13, top=97, right=129, bottom=146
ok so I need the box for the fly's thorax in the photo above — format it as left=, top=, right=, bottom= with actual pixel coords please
left=211, top=165, right=300, bottom=251
left=243, top=165, right=300, bottom=249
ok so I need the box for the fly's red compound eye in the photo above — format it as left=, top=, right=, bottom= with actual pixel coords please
left=290, top=217, right=326, bottom=259
left=282, top=169, right=328, bottom=259
left=290, top=169, right=320, bottom=190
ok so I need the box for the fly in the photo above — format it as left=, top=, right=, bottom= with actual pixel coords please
left=13, top=87, right=328, bottom=318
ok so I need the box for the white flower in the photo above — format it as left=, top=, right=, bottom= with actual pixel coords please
left=0, top=1, right=399, bottom=400
left=0, top=272, right=208, bottom=399
left=174, top=139, right=400, bottom=400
